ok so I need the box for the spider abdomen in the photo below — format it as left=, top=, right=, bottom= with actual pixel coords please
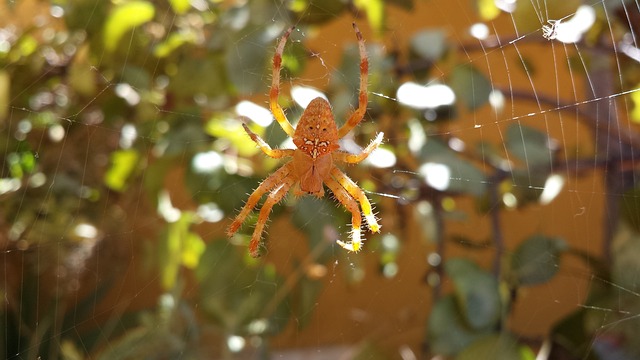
left=293, top=98, right=340, bottom=159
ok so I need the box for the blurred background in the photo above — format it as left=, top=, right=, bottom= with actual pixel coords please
left=2, top=0, right=640, bottom=359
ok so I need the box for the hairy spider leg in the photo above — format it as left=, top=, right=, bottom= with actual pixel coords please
left=249, top=175, right=296, bottom=257
left=270, top=26, right=296, bottom=137
left=331, top=167, right=380, bottom=233
left=333, top=132, right=384, bottom=164
left=242, top=124, right=295, bottom=158
left=338, top=23, right=369, bottom=138
left=324, top=177, right=364, bottom=252
left=227, top=162, right=294, bottom=238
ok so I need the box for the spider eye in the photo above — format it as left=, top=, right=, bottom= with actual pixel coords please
left=322, top=128, right=327, bottom=131
left=308, top=126, right=313, bottom=130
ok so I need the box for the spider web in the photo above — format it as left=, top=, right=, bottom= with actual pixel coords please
left=2, top=0, right=640, bottom=359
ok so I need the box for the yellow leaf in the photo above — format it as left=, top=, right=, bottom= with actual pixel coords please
left=631, top=86, right=640, bottom=123
left=103, top=1, right=155, bottom=52
left=477, top=0, right=500, bottom=21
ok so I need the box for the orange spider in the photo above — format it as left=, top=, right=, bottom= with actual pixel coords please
left=227, top=23, right=383, bottom=257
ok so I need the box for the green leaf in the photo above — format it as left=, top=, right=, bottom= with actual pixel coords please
left=104, top=149, right=140, bottom=192
left=0, top=70, right=9, bottom=122
left=293, top=276, right=323, bottom=329
left=456, top=334, right=533, bottom=360
left=157, top=212, right=205, bottom=288
left=551, top=309, right=599, bottom=360
left=446, top=258, right=501, bottom=329
left=289, top=0, right=347, bottom=24
left=181, top=232, right=205, bottom=269
left=511, top=234, right=566, bottom=286
left=476, top=0, right=500, bottom=21
left=428, top=295, right=488, bottom=356
left=292, top=197, right=338, bottom=261
left=225, top=28, right=272, bottom=95
left=449, top=64, right=492, bottom=110
left=631, top=84, right=640, bottom=123
left=611, top=221, right=640, bottom=292
left=153, top=31, right=196, bottom=58
left=103, top=1, right=155, bottom=52
left=170, top=56, right=228, bottom=99
left=159, top=214, right=188, bottom=289
left=506, top=123, right=555, bottom=167
left=196, top=240, right=289, bottom=335
left=168, top=0, right=190, bottom=14
left=410, top=29, right=447, bottom=62
left=355, top=0, right=384, bottom=35
left=418, top=139, right=487, bottom=196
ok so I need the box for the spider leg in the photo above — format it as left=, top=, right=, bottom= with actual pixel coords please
left=242, top=124, right=295, bottom=158
left=324, top=176, right=364, bottom=252
left=330, top=167, right=380, bottom=233
left=338, top=23, right=369, bottom=138
left=249, top=175, right=295, bottom=257
left=227, top=162, right=293, bottom=238
left=333, top=132, right=383, bottom=164
left=270, top=26, right=296, bottom=137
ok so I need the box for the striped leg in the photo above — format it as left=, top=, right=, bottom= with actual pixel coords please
left=242, top=124, right=294, bottom=158
left=249, top=176, right=295, bottom=257
left=331, top=167, right=380, bottom=233
left=270, top=26, right=296, bottom=137
left=333, top=132, right=383, bottom=164
left=324, top=176, right=364, bottom=252
left=338, top=23, right=369, bottom=138
left=227, top=162, right=293, bottom=237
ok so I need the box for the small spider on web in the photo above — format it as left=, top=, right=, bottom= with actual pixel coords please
left=542, top=19, right=561, bottom=40
left=227, top=23, right=383, bottom=257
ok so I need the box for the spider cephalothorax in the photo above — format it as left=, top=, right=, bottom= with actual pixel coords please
left=227, top=23, right=383, bottom=257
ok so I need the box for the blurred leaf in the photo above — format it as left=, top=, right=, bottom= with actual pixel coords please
left=511, top=234, right=566, bottom=286
left=446, top=258, right=501, bottom=329
left=206, top=118, right=260, bottom=156
left=289, top=0, right=347, bottom=24
left=159, top=215, right=186, bottom=290
left=168, top=0, right=190, bottom=14
left=551, top=309, right=599, bottom=360
left=352, top=341, right=388, bottom=360
left=410, top=29, right=447, bottom=62
left=225, top=28, right=272, bottom=95
left=513, top=0, right=581, bottom=34
left=386, top=0, right=413, bottom=10
left=506, top=123, right=555, bottom=167
left=456, top=334, right=533, bottom=360
left=104, top=149, right=140, bottom=192
left=169, top=56, right=228, bottom=99
left=419, top=140, right=487, bottom=196
left=196, top=240, right=289, bottom=335
left=630, top=83, right=640, bottom=123
left=428, top=295, right=488, bottom=356
left=449, top=64, right=492, bottom=110
left=16, top=35, right=37, bottom=57
left=508, top=168, right=547, bottom=205
left=95, top=324, right=178, bottom=360
left=181, top=232, right=206, bottom=269
left=154, top=31, right=196, bottom=58
left=103, top=1, right=155, bottom=53
left=293, top=276, right=323, bottom=329
left=121, top=65, right=152, bottom=91
left=292, top=197, right=338, bottom=261
left=476, top=0, right=500, bottom=21
left=448, top=64, right=493, bottom=111
left=0, top=70, right=9, bottom=122
left=355, top=0, right=384, bottom=35
left=611, top=221, right=640, bottom=292
left=69, top=44, right=97, bottom=96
